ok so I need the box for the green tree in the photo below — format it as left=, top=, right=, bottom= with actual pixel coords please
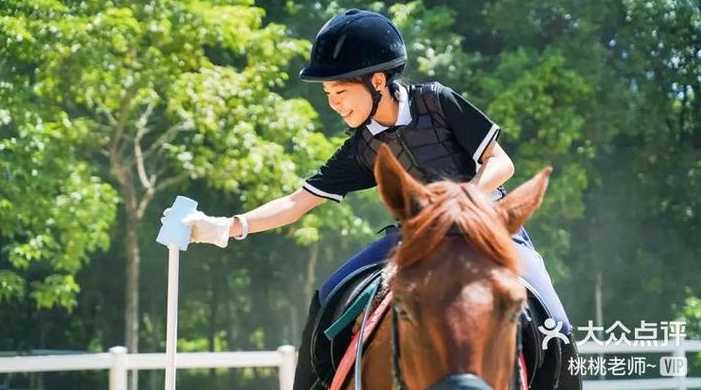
left=2, top=1, right=699, bottom=388
left=1, top=1, right=374, bottom=388
left=266, top=0, right=700, bottom=327
left=0, top=97, right=118, bottom=310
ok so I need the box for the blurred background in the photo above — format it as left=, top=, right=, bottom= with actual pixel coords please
left=0, top=0, right=699, bottom=389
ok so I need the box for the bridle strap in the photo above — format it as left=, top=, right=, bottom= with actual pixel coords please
left=512, top=319, right=523, bottom=390
left=391, top=306, right=408, bottom=390
left=390, top=304, right=525, bottom=390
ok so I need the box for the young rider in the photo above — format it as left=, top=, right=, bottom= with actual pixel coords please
left=180, top=9, right=574, bottom=389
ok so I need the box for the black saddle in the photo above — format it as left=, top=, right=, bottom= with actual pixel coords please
left=520, top=289, right=582, bottom=389
left=306, top=261, right=582, bottom=390
left=310, top=263, right=384, bottom=387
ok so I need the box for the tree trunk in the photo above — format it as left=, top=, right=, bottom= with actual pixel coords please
left=225, top=281, right=238, bottom=387
left=208, top=259, right=220, bottom=385
left=303, top=243, right=319, bottom=305
left=121, top=175, right=142, bottom=390
left=107, top=89, right=169, bottom=390
left=289, top=302, right=299, bottom=345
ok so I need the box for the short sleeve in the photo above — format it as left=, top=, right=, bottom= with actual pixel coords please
left=437, top=85, right=501, bottom=164
left=303, top=134, right=376, bottom=202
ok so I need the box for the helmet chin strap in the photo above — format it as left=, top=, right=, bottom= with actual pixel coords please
left=359, top=78, right=383, bottom=129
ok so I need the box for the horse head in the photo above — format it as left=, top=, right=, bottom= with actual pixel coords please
left=374, top=144, right=551, bottom=390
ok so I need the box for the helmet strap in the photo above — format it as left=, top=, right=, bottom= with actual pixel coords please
left=360, top=77, right=383, bottom=128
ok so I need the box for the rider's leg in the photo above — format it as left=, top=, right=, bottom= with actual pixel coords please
left=318, top=227, right=400, bottom=305
left=513, top=226, right=573, bottom=335
left=293, top=228, right=400, bottom=389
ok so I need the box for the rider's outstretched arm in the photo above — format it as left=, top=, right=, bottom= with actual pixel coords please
left=178, top=188, right=325, bottom=247
left=228, top=188, right=326, bottom=237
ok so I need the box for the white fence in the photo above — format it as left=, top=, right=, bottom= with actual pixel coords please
left=1, top=341, right=700, bottom=389
left=0, top=345, right=296, bottom=390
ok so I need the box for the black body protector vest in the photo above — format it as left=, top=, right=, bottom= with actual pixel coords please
left=357, top=82, right=501, bottom=197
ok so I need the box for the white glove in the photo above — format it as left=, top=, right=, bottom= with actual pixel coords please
left=181, top=211, right=232, bottom=248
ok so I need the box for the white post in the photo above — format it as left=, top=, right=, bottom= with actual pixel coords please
left=595, top=271, right=605, bottom=380
left=673, top=343, right=686, bottom=390
left=109, top=346, right=128, bottom=390
left=157, top=196, right=197, bottom=390
left=165, top=246, right=180, bottom=390
left=277, top=345, right=296, bottom=390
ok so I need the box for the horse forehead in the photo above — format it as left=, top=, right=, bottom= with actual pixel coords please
left=394, top=241, right=504, bottom=295
left=434, top=238, right=503, bottom=274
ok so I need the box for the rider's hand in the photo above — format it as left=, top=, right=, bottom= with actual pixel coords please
left=161, top=208, right=232, bottom=248
left=182, top=211, right=232, bottom=248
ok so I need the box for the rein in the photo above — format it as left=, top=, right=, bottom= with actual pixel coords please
left=386, top=227, right=524, bottom=390
left=391, top=306, right=408, bottom=390
left=387, top=297, right=526, bottom=390
left=350, top=193, right=526, bottom=389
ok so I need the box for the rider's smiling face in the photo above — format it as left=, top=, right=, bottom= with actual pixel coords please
left=322, top=80, right=373, bottom=128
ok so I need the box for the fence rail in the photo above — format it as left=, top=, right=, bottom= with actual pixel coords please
left=1, top=341, right=700, bottom=389
left=0, top=345, right=297, bottom=390
left=584, top=378, right=701, bottom=390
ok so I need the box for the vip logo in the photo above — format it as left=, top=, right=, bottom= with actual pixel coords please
left=660, top=357, right=687, bottom=377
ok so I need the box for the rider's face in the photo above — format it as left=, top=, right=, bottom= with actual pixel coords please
left=322, top=80, right=373, bottom=128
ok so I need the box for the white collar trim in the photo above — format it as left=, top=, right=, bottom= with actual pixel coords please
left=366, top=83, right=412, bottom=136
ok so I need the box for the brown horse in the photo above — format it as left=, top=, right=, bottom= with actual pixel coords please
left=342, top=144, right=552, bottom=390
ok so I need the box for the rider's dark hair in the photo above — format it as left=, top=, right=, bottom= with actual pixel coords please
left=337, top=65, right=406, bottom=102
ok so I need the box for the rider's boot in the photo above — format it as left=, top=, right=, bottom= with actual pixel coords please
left=557, top=333, right=582, bottom=389
left=293, top=291, right=322, bottom=390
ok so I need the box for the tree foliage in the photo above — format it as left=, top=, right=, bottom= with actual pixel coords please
left=1, top=0, right=699, bottom=388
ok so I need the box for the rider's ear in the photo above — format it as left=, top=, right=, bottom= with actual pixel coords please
left=371, top=72, right=386, bottom=91
left=495, top=167, right=552, bottom=235
left=374, top=144, right=429, bottom=220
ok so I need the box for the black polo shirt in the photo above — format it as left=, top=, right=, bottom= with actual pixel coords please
left=303, top=83, right=500, bottom=202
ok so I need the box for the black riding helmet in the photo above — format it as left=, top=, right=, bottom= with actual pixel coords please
left=299, top=9, right=406, bottom=81
left=300, top=9, right=407, bottom=126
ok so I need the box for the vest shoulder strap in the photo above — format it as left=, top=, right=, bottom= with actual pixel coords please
left=412, top=82, right=448, bottom=128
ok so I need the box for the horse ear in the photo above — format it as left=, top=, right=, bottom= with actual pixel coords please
left=374, top=144, right=428, bottom=220
left=495, top=167, right=552, bottom=235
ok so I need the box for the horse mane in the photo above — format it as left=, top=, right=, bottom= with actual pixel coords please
left=392, top=180, right=519, bottom=273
